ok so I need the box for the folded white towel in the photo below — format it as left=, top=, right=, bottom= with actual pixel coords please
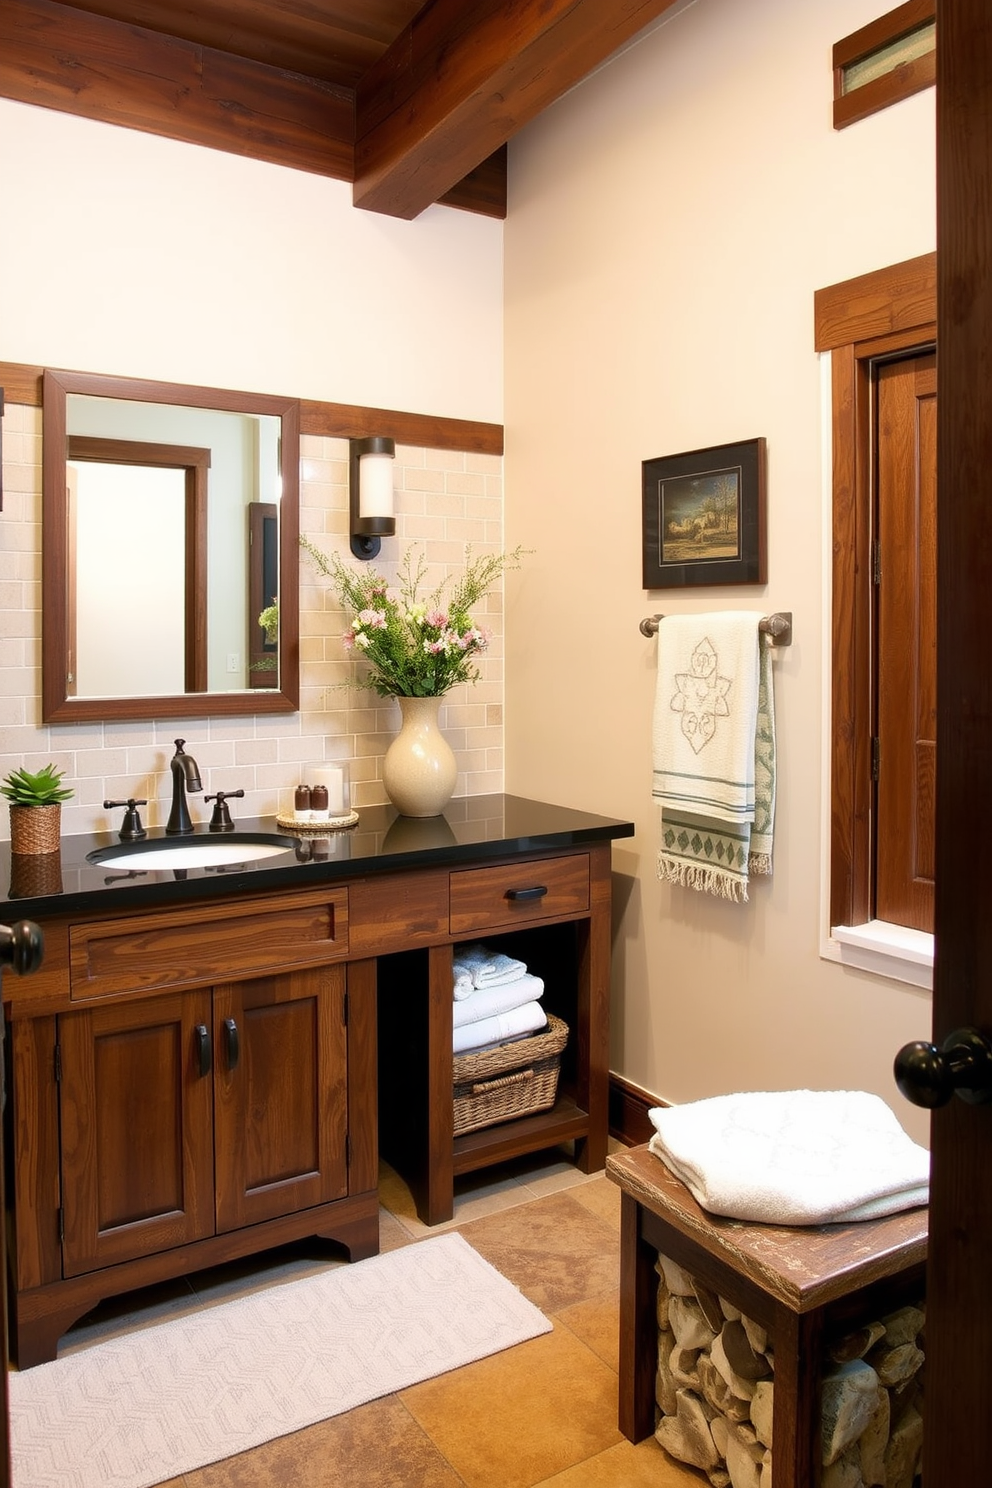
left=452, top=944, right=528, bottom=1001
left=647, top=1089, right=929, bottom=1226
left=453, top=1001, right=547, bottom=1055
left=452, top=972, right=545, bottom=1029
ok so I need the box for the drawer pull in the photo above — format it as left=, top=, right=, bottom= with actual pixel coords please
left=225, top=1017, right=240, bottom=1072
left=505, top=885, right=548, bottom=903
left=194, top=1024, right=212, bottom=1078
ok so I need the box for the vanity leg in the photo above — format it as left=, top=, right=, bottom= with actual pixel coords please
left=574, top=843, right=612, bottom=1174
left=420, top=945, right=454, bottom=1225
left=377, top=946, right=454, bottom=1226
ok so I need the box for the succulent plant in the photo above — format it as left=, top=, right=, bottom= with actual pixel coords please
left=1, top=763, right=74, bottom=807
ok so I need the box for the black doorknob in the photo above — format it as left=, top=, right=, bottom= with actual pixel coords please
left=0, top=920, right=44, bottom=977
left=894, top=1027, right=992, bottom=1108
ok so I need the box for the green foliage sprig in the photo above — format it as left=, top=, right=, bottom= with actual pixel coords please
left=301, top=539, right=527, bottom=698
left=1, top=764, right=74, bottom=807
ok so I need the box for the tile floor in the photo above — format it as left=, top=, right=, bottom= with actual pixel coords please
left=49, top=1148, right=702, bottom=1488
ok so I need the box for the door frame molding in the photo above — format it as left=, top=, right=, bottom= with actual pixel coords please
left=814, top=252, right=936, bottom=928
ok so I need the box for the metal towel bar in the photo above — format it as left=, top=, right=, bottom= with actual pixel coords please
left=639, top=611, right=792, bottom=646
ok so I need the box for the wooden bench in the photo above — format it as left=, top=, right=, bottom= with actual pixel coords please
left=607, top=1145, right=928, bottom=1487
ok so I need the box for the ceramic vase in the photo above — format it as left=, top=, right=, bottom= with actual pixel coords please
left=382, top=696, right=457, bottom=818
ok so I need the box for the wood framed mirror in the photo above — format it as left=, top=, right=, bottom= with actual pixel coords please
left=42, top=369, right=300, bottom=723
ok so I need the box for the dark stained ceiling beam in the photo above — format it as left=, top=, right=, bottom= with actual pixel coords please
left=0, top=0, right=506, bottom=217
left=353, top=0, right=681, bottom=219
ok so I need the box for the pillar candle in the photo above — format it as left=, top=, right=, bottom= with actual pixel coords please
left=309, top=765, right=348, bottom=816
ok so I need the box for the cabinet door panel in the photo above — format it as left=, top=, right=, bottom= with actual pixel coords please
left=60, top=991, right=215, bottom=1276
left=213, top=967, right=348, bottom=1232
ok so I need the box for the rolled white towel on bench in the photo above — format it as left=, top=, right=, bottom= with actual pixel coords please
left=453, top=1001, right=547, bottom=1055
left=648, top=1089, right=930, bottom=1226
left=452, top=972, right=545, bottom=1028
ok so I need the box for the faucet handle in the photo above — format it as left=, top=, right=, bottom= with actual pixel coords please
left=104, top=798, right=148, bottom=842
left=204, top=789, right=244, bottom=832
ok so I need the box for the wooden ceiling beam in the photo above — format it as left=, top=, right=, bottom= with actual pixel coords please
left=0, top=0, right=506, bottom=217
left=353, top=0, right=680, bottom=219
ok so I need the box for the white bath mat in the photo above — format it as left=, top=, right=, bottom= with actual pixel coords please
left=9, top=1233, right=551, bottom=1488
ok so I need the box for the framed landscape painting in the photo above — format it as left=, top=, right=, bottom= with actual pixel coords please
left=641, top=437, right=766, bottom=589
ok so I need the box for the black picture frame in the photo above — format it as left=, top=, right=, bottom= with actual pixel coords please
left=641, top=437, right=766, bottom=589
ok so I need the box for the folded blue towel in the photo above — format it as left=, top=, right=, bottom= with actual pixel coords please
left=452, top=943, right=528, bottom=1001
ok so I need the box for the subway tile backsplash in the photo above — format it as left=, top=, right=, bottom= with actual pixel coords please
left=0, top=405, right=505, bottom=838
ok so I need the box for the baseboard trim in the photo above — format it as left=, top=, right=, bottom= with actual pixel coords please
left=609, top=1073, right=665, bottom=1147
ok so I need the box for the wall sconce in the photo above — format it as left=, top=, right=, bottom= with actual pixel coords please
left=350, top=436, right=396, bottom=561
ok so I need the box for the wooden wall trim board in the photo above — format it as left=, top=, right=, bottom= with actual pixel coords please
left=609, top=1073, right=663, bottom=1147
left=0, top=0, right=505, bottom=219
left=0, top=362, right=504, bottom=457
left=814, top=253, right=936, bottom=352
left=833, top=0, right=935, bottom=130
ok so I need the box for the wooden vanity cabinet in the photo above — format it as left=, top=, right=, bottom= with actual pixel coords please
left=6, top=886, right=379, bottom=1369
left=2, top=810, right=629, bottom=1367
left=377, top=840, right=614, bottom=1227
left=58, top=966, right=349, bottom=1278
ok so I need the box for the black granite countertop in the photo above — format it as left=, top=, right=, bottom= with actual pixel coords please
left=0, top=794, right=635, bottom=922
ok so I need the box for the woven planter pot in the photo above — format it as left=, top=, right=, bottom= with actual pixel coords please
left=9, top=803, right=62, bottom=855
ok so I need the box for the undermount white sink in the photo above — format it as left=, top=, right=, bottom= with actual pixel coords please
left=89, top=835, right=297, bottom=870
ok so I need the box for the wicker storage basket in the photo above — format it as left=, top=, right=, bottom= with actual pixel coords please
left=453, top=1014, right=568, bottom=1137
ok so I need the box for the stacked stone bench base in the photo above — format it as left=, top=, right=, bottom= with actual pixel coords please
left=653, top=1247, right=924, bottom=1488
left=606, top=1145, right=928, bottom=1488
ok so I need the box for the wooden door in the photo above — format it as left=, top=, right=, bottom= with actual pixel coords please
left=875, top=352, right=937, bottom=930
left=212, top=966, right=349, bottom=1232
left=59, top=991, right=215, bottom=1277
left=925, top=1, right=992, bottom=1481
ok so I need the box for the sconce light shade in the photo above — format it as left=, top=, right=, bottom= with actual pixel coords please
left=350, top=436, right=396, bottom=560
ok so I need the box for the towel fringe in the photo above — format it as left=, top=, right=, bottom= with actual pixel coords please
left=657, top=852, right=749, bottom=902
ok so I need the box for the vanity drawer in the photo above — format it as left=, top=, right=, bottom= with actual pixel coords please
left=449, top=854, right=590, bottom=936
left=68, top=887, right=348, bottom=1001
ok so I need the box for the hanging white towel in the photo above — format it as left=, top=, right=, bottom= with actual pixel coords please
left=453, top=1001, right=547, bottom=1055
left=452, top=972, right=545, bottom=1028
left=652, top=612, right=775, bottom=900
left=647, top=1090, right=929, bottom=1226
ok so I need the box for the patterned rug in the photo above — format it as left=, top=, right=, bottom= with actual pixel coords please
left=9, top=1233, right=551, bottom=1488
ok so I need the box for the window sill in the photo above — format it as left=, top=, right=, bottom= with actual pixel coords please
left=828, top=920, right=933, bottom=991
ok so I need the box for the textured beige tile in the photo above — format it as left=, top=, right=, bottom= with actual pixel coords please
left=555, top=1291, right=621, bottom=1374
left=531, top=1435, right=704, bottom=1487
left=569, top=1175, right=622, bottom=1232
left=401, top=1321, right=622, bottom=1488
left=455, top=1189, right=619, bottom=1314
left=182, top=1395, right=465, bottom=1488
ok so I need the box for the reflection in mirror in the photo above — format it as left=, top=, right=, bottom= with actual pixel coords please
left=42, top=370, right=299, bottom=723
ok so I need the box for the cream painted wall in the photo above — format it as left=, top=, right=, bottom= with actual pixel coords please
left=503, top=0, right=935, bottom=1140
left=0, top=100, right=505, bottom=837
left=0, top=98, right=502, bottom=422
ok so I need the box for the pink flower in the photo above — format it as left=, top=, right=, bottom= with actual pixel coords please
left=425, top=609, right=448, bottom=629
left=358, top=608, right=387, bottom=629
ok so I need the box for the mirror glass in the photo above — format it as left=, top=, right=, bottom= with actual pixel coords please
left=42, top=370, right=299, bottom=722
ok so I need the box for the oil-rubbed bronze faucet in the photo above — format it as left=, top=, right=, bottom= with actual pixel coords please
left=165, top=739, right=202, bottom=835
